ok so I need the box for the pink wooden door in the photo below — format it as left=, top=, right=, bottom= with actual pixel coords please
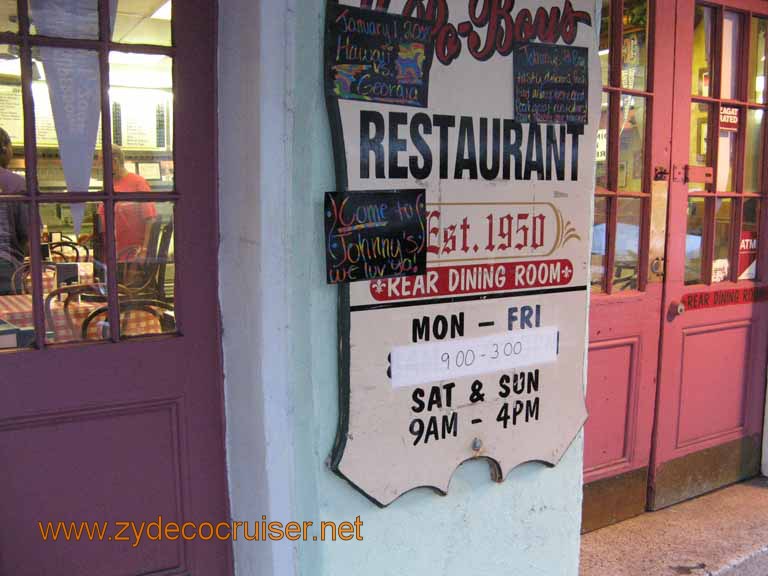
left=582, top=0, right=677, bottom=531
left=650, top=0, right=768, bottom=510
left=0, top=1, right=231, bottom=574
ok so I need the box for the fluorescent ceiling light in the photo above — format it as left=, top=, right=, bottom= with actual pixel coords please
left=151, top=1, right=172, bottom=21
left=109, top=51, right=167, bottom=65
left=0, top=58, right=20, bottom=77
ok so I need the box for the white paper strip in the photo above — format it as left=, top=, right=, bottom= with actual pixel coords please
left=390, top=326, right=559, bottom=388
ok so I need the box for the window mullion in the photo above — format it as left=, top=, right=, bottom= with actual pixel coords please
left=17, top=0, right=49, bottom=348
left=98, top=0, right=121, bottom=342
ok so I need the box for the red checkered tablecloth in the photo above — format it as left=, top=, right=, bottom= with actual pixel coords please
left=0, top=294, right=168, bottom=342
left=22, top=263, right=96, bottom=294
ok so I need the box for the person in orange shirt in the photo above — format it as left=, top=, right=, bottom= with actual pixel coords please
left=99, top=145, right=157, bottom=261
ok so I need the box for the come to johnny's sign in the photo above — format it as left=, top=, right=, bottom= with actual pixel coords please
left=323, top=0, right=599, bottom=506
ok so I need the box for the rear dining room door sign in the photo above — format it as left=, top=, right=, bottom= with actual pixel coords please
left=324, top=0, right=600, bottom=506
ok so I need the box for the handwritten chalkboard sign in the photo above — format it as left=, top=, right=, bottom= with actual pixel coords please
left=325, top=4, right=435, bottom=108
left=514, top=44, right=588, bottom=125
left=325, top=189, right=426, bottom=284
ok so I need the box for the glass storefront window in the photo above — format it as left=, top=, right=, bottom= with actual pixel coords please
left=686, top=197, right=706, bottom=285
left=621, top=0, right=648, bottom=91
left=712, top=198, right=733, bottom=283
left=114, top=200, right=175, bottom=337
left=740, top=198, right=760, bottom=280
left=0, top=200, right=32, bottom=349
left=592, top=197, right=608, bottom=293
left=39, top=202, right=108, bottom=343
left=618, top=95, right=645, bottom=193
left=721, top=12, right=742, bottom=100
left=28, top=0, right=99, bottom=39
left=692, top=5, right=714, bottom=97
left=689, top=102, right=711, bottom=192
left=749, top=17, right=768, bottom=104
left=109, top=52, right=173, bottom=192
left=613, top=198, right=642, bottom=292
left=745, top=110, right=764, bottom=194
left=596, top=92, right=609, bottom=192
left=31, top=49, right=103, bottom=194
left=113, top=0, right=172, bottom=47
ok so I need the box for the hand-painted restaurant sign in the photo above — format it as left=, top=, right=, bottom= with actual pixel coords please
left=324, top=0, right=599, bottom=506
left=682, top=286, right=768, bottom=311
left=324, top=189, right=427, bottom=283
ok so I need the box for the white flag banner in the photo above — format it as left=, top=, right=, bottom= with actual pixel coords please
left=29, top=0, right=117, bottom=233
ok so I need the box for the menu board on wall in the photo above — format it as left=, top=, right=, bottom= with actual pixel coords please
left=514, top=44, right=589, bottom=125
left=324, top=0, right=599, bottom=506
left=0, top=85, right=24, bottom=144
left=0, top=83, right=170, bottom=150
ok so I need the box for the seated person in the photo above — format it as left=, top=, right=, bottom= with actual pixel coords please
left=0, top=128, right=28, bottom=295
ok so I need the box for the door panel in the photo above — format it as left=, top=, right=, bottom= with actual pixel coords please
left=0, top=1, right=231, bottom=574
left=650, top=0, right=768, bottom=510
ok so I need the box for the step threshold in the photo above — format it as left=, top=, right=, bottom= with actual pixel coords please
left=580, top=477, right=768, bottom=576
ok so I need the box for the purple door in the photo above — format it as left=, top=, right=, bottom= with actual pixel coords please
left=0, top=1, right=231, bottom=574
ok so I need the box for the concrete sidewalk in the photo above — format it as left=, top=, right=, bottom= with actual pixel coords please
left=580, top=478, right=768, bottom=576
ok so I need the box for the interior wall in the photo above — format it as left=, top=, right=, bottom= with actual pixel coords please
left=218, top=1, right=592, bottom=575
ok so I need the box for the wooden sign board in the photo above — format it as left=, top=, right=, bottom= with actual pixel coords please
left=325, top=0, right=599, bottom=506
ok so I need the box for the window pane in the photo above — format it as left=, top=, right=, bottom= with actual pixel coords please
left=0, top=56, right=26, bottom=194
left=613, top=198, right=641, bottom=292
left=596, top=92, right=609, bottom=191
left=109, top=53, right=174, bottom=191
left=592, top=196, right=608, bottom=293
left=749, top=17, right=768, bottom=104
left=692, top=5, right=714, bottom=97
left=0, top=3, right=17, bottom=33
left=0, top=201, right=33, bottom=349
left=716, top=107, right=739, bottom=192
left=32, top=49, right=103, bottom=193
left=745, top=109, right=764, bottom=194
left=739, top=198, right=760, bottom=280
left=721, top=12, right=742, bottom=100
left=115, top=200, right=174, bottom=337
left=28, top=0, right=98, bottom=39
left=686, top=197, right=706, bottom=285
left=619, top=95, right=645, bottom=193
left=600, top=0, right=610, bottom=86
left=689, top=103, right=711, bottom=192
left=713, top=198, right=733, bottom=282
left=39, top=202, right=108, bottom=343
left=621, top=0, right=648, bottom=91
left=113, top=0, right=172, bottom=46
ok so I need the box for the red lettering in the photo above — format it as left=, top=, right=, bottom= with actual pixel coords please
left=403, top=0, right=592, bottom=66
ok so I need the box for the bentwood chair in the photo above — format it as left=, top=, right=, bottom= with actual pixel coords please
left=49, top=241, right=90, bottom=263
left=11, top=262, right=57, bottom=295
left=117, top=219, right=174, bottom=302
left=80, top=298, right=175, bottom=340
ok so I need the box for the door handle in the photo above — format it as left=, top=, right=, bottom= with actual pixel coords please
left=671, top=301, right=685, bottom=317
left=650, top=257, right=664, bottom=277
